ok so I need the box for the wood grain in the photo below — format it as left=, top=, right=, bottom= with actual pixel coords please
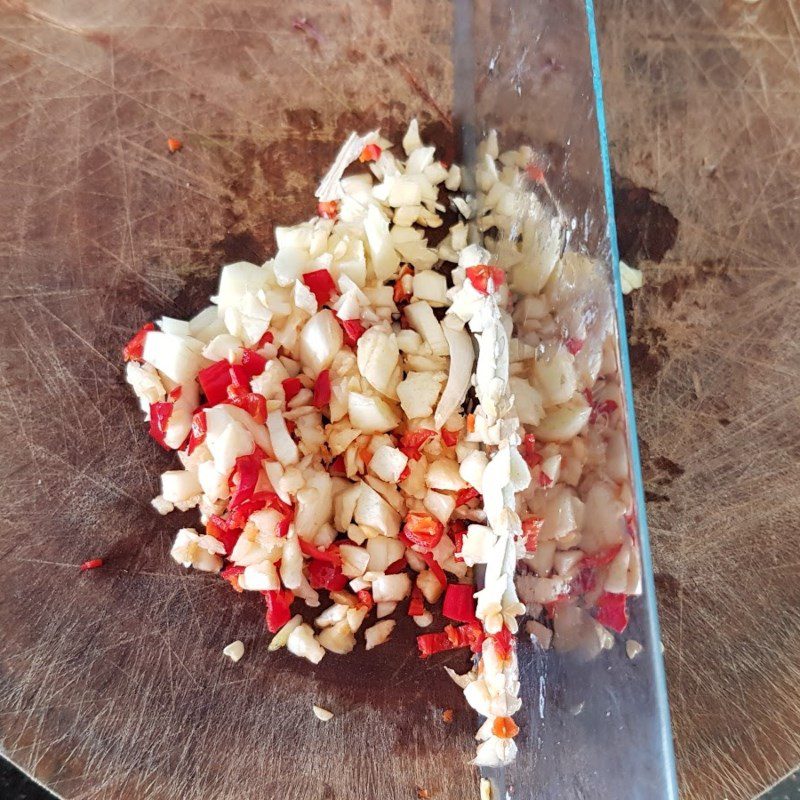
left=0, top=1, right=797, bottom=799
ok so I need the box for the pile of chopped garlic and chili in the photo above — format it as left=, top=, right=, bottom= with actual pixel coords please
left=124, top=121, right=642, bottom=769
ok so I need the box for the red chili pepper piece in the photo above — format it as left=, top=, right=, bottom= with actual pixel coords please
left=446, top=621, right=486, bottom=653
left=398, top=464, right=411, bottom=482
left=281, top=377, right=303, bottom=403
left=187, top=410, right=207, bottom=455
left=148, top=401, right=173, bottom=450
left=402, top=511, right=444, bottom=552
left=206, top=515, right=241, bottom=556
left=416, top=621, right=485, bottom=658
left=520, top=433, right=542, bottom=469
left=256, top=330, right=274, bottom=348
left=399, top=428, right=436, bottom=460
left=264, top=588, right=294, bottom=633
left=521, top=517, right=542, bottom=553
left=416, top=631, right=453, bottom=658
left=307, top=559, right=348, bottom=591
left=299, top=539, right=342, bottom=566
left=419, top=549, right=447, bottom=587
left=357, top=589, right=374, bottom=609
left=225, top=392, right=267, bottom=424
left=466, top=264, right=505, bottom=295
left=198, top=360, right=233, bottom=405
left=582, top=543, right=623, bottom=570
left=317, top=200, right=338, bottom=220
left=330, top=455, right=346, bottom=475
left=590, top=399, right=619, bottom=424
left=594, top=592, right=629, bottom=633
left=302, top=268, right=337, bottom=306
left=492, top=717, right=520, bottom=739
left=442, top=583, right=477, bottom=623
left=240, top=348, right=267, bottom=378
left=229, top=450, right=263, bottom=509
left=167, top=137, right=182, bottom=153
left=123, top=322, right=154, bottom=362
left=538, top=470, right=553, bottom=487
left=358, top=143, right=382, bottom=162
left=220, top=565, right=245, bottom=593
left=449, top=519, right=468, bottom=563
left=565, top=337, right=584, bottom=355
left=491, top=626, right=514, bottom=660
left=313, top=369, right=331, bottom=408
left=385, top=556, right=408, bottom=575
left=228, top=364, right=249, bottom=389
left=525, top=162, right=545, bottom=183
left=455, top=486, right=480, bottom=507
left=408, top=586, right=425, bottom=617
left=393, top=265, right=414, bottom=305
left=80, top=558, right=103, bottom=571
left=340, top=318, right=366, bottom=347
left=440, top=428, right=459, bottom=447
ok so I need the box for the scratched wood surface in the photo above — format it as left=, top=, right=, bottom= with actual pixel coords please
left=0, top=1, right=798, bottom=799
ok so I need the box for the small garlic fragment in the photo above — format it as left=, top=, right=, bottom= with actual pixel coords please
left=312, top=704, right=334, bottom=721
left=626, top=639, right=644, bottom=660
left=222, top=640, right=245, bottom=662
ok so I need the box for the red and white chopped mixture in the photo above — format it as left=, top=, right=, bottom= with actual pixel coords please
left=124, top=121, right=642, bottom=769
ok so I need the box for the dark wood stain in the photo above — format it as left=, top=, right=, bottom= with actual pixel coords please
left=612, top=171, right=679, bottom=264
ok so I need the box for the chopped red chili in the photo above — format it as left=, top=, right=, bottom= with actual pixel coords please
left=206, top=515, right=241, bottom=555
left=594, top=592, right=629, bottom=633
left=123, top=322, right=154, bottom=362
left=465, top=264, right=505, bottom=295
left=393, top=265, right=414, bottom=304
left=302, top=268, right=337, bottom=306
left=264, top=588, right=294, bottom=633
left=198, top=360, right=233, bottom=405
left=186, top=409, right=207, bottom=455
left=307, top=559, right=348, bottom=591
left=281, top=377, right=303, bottom=403
left=521, top=516, right=542, bottom=553
left=148, top=401, right=173, bottom=450
left=440, top=428, right=459, bottom=447
left=256, top=330, right=274, bottom=348
left=220, top=565, right=245, bottom=593
left=358, top=143, right=382, bottom=162
left=455, top=486, right=480, bottom=507
left=442, top=583, right=477, bottom=623
left=492, top=716, right=520, bottom=739
left=565, top=337, right=584, bottom=355
left=299, top=539, right=342, bottom=566
left=399, top=428, right=436, bottom=460
left=80, top=558, right=103, bottom=571
left=590, top=399, right=618, bottom=424
left=317, top=200, right=338, bottom=220
left=521, top=433, right=542, bottom=468
left=491, top=626, right=514, bottom=661
left=313, top=369, right=332, bottom=408
left=240, top=348, right=267, bottom=377
left=340, top=318, right=366, bottom=347
left=407, top=586, right=425, bottom=617
left=385, top=556, right=408, bottom=575
left=167, top=137, right=182, bottom=153
left=402, top=512, right=444, bottom=552
left=449, top=519, right=468, bottom=562
left=225, top=391, right=267, bottom=424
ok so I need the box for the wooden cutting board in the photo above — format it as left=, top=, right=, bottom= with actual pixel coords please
left=0, top=1, right=797, bottom=799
